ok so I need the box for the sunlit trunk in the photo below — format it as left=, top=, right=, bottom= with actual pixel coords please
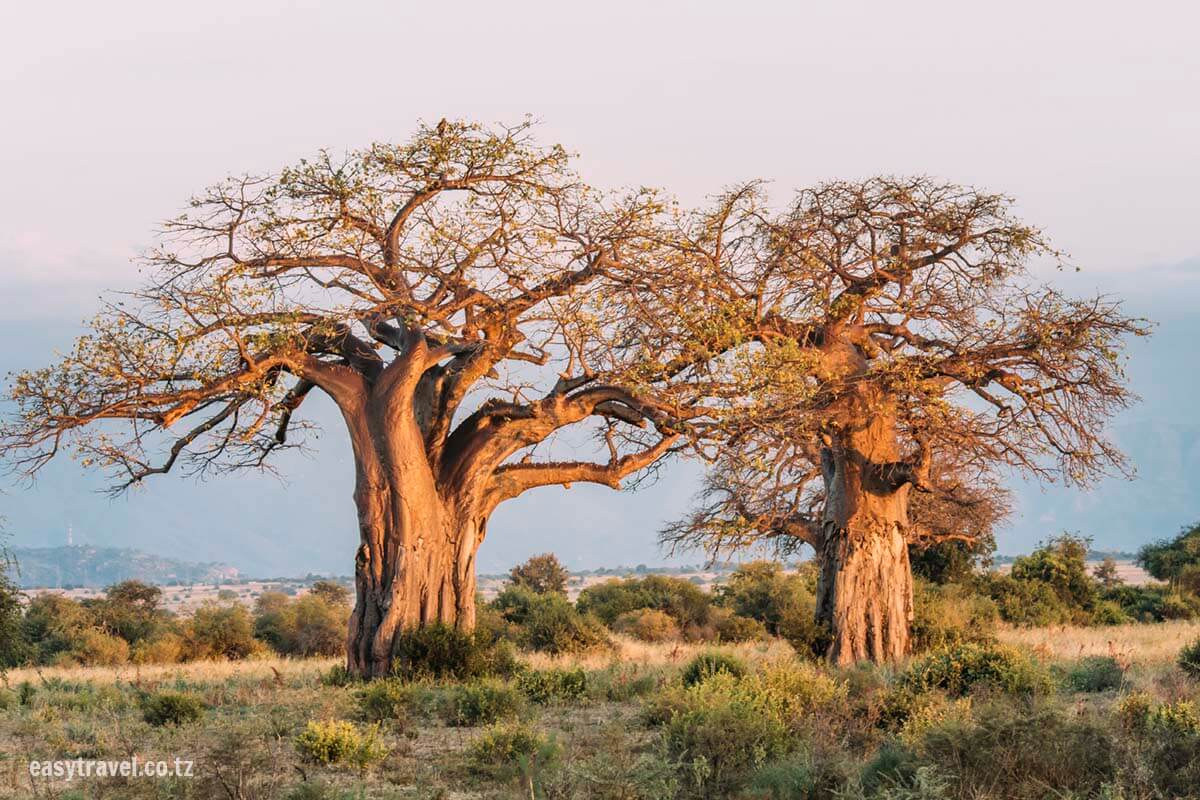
left=340, top=381, right=483, bottom=679
left=815, top=407, right=914, bottom=664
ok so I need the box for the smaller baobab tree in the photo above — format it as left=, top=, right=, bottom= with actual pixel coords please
left=651, top=178, right=1148, bottom=663
left=0, top=120, right=711, bottom=678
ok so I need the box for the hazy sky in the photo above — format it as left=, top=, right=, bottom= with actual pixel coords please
left=1, top=1, right=1198, bottom=575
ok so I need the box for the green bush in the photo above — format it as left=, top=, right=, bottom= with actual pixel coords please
left=353, top=678, right=433, bottom=724
left=516, top=667, right=588, bottom=704
left=141, top=691, right=205, bottom=726
left=682, top=651, right=748, bottom=687
left=909, top=580, right=998, bottom=652
left=442, top=679, right=525, bottom=726
left=492, top=586, right=611, bottom=654
left=1180, top=636, right=1200, bottom=678
left=1063, top=655, right=1124, bottom=692
left=577, top=575, right=714, bottom=629
left=466, top=720, right=561, bottom=778
left=896, top=642, right=1053, bottom=699
left=320, top=664, right=353, bottom=687
left=508, top=553, right=570, bottom=596
left=662, top=678, right=792, bottom=799
left=253, top=591, right=348, bottom=657
left=183, top=601, right=261, bottom=660
left=390, top=624, right=518, bottom=680
left=1160, top=592, right=1200, bottom=620
left=294, top=720, right=388, bottom=769
left=980, top=573, right=1073, bottom=627
left=1102, top=584, right=1197, bottom=622
left=648, top=663, right=846, bottom=798
left=714, top=561, right=812, bottom=636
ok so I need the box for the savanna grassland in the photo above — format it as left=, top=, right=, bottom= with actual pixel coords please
left=1, top=624, right=1199, bottom=800
left=4, top=534, right=1200, bottom=800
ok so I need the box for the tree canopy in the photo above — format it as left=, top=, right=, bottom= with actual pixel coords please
left=652, top=178, right=1147, bottom=559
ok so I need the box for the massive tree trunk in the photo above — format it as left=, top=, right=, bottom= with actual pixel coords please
left=814, top=387, right=915, bottom=665
left=338, top=368, right=487, bottom=680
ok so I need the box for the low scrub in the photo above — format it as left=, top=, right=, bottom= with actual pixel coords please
left=681, top=651, right=747, bottom=687
left=294, top=720, right=388, bottom=770
left=915, top=702, right=1117, bottom=799
left=442, top=679, right=525, bottom=727
left=1179, top=636, right=1200, bottom=678
left=390, top=624, right=519, bottom=680
left=141, top=691, right=205, bottom=726
left=1062, top=655, right=1125, bottom=692
left=897, top=642, right=1053, bottom=698
left=647, top=662, right=847, bottom=799
left=516, top=667, right=588, bottom=704
left=465, top=720, right=561, bottom=779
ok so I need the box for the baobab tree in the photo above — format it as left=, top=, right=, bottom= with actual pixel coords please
left=646, top=179, right=1147, bottom=663
left=0, top=120, right=704, bottom=678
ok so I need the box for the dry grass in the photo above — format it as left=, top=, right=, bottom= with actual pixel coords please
left=2, top=654, right=339, bottom=686
left=520, top=634, right=794, bottom=670
left=998, top=619, right=1200, bottom=662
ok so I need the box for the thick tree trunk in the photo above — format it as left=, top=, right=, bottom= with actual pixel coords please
left=814, top=404, right=915, bottom=665
left=345, top=496, right=482, bottom=679
left=340, top=378, right=486, bottom=680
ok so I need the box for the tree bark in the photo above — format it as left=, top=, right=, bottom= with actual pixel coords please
left=814, top=400, right=915, bottom=665
left=338, top=368, right=486, bottom=680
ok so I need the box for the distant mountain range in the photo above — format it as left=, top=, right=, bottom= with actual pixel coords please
left=5, top=545, right=240, bottom=588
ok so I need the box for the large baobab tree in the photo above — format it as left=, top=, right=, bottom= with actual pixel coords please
left=0, top=121, right=700, bottom=678
left=648, top=179, right=1147, bottom=663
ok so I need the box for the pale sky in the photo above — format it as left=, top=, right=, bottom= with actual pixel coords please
left=2, top=1, right=1198, bottom=575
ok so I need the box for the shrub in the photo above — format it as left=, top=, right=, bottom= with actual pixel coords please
left=614, top=608, right=680, bottom=642
left=1009, top=534, right=1098, bottom=610
left=442, top=679, right=525, bottom=726
left=20, top=594, right=112, bottom=666
left=916, top=702, right=1116, bottom=798
left=897, top=642, right=1053, bottom=699
left=714, top=561, right=812, bottom=636
left=131, top=632, right=184, bottom=664
left=492, top=586, right=611, bottom=654
left=648, top=662, right=846, bottom=798
left=1102, top=584, right=1195, bottom=622
left=577, top=575, right=713, bottom=629
left=1137, top=521, right=1200, bottom=584
left=682, top=652, right=747, bottom=687
left=508, top=553, right=570, bottom=595
left=87, top=580, right=172, bottom=646
left=183, top=601, right=260, bottom=660
left=294, top=720, right=388, bottom=769
left=1160, top=592, right=1200, bottom=621
left=1180, top=636, right=1200, bottom=679
left=353, top=678, right=431, bottom=724
left=909, top=580, right=997, bottom=652
left=70, top=628, right=131, bottom=666
left=1063, top=655, right=1124, bottom=692
left=516, top=667, right=588, bottom=704
left=253, top=591, right=347, bottom=657
left=391, top=624, right=518, bottom=680
left=466, top=720, right=561, bottom=778
left=710, top=607, right=768, bottom=643
left=141, top=691, right=205, bottom=726
left=320, top=664, right=353, bottom=687
left=661, top=677, right=791, bottom=798
left=981, top=574, right=1073, bottom=627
